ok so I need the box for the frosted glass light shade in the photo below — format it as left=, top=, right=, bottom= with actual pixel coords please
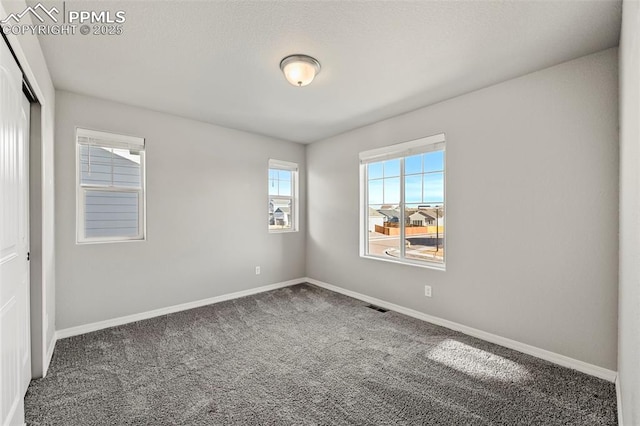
left=280, top=55, right=321, bottom=87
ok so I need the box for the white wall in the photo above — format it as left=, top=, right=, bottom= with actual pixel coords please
left=307, top=48, right=619, bottom=370
left=55, top=90, right=306, bottom=329
left=618, top=1, right=640, bottom=423
left=0, top=0, right=56, bottom=381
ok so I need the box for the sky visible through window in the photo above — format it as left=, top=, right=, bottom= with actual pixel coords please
left=368, top=151, right=444, bottom=205
left=269, top=169, right=292, bottom=196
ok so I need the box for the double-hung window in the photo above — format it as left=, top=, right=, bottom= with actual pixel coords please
left=360, top=133, right=445, bottom=269
left=76, top=128, right=146, bottom=243
left=268, top=159, right=298, bottom=232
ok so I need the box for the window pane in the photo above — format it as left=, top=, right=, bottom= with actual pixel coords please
left=278, top=170, right=291, bottom=181
left=383, top=177, right=400, bottom=204
left=425, top=151, right=444, bottom=172
left=367, top=204, right=400, bottom=261
left=268, top=161, right=298, bottom=232
left=368, top=162, right=383, bottom=180
left=404, top=205, right=444, bottom=264
left=77, top=129, right=146, bottom=243
left=80, top=146, right=109, bottom=185
left=79, top=145, right=141, bottom=188
left=368, top=179, right=384, bottom=205
left=279, top=179, right=292, bottom=196
left=268, top=179, right=278, bottom=195
left=361, top=138, right=445, bottom=267
left=424, top=172, right=444, bottom=203
left=384, top=159, right=400, bottom=177
left=405, top=175, right=422, bottom=203
left=405, top=154, right=422, bottom=175
left=112, top=149, right=141, bottom=188
left=269, top=198, right=292, bottom=230
left=84, top=190, right=139, bottom=238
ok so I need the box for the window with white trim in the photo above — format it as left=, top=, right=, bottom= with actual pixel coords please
left=360, top=133, right=445, bottom=269
left=76, top=128, right=146, bottom=243
left=269, top=159, right=298, bottom=232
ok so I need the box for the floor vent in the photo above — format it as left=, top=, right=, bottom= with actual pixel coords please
left=366, top=304, right=389, bottom=313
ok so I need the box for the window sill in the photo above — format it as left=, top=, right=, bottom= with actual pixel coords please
left=77, top=237, right=146, bottom=245
left=268, top=229, right=299, bottom=234
left=360, top=254, right=446, bottom=271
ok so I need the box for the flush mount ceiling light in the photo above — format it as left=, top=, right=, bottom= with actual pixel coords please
left=280, top=54, right=321, bottom=87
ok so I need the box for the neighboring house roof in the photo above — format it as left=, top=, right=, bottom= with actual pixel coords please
left=369, top=207, right=384, bottom=217
left=411, top=211, right=436, bottom=221
left=270, top=200, right=291, bottom=212
left=417, top=207, right=444, bottom=218
left=275, top=207, right=290, bottom=214
left=270, top=199, right=290, bottom=206
left=375, top=207, right=443, bottom=221
left=378, top=209, right=401, bottom=219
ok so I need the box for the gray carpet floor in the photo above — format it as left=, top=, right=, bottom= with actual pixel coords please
left=25, top=283, right=617, bottom=425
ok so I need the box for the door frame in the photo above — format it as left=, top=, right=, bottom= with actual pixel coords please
left=1, top=30, right=51, bottom=380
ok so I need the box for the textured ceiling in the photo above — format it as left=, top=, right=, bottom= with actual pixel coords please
left=31, top=0, right=621, bottom=143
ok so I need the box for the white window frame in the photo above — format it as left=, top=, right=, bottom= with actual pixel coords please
left=76, top=127, right=146, bottom=244
left=359, top=133, right=446, bottom=270
left=268, top=159, right=299, bottom=233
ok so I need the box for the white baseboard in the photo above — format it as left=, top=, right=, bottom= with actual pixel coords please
left=43, top=333, right=57, bottom=377
left=56, top=278, right=306, bottom=340
left=616, top=374, right=624, bottom=426
left=305, top=277, right=617, bottom=382
left=53, top=276, right=617, bottom=383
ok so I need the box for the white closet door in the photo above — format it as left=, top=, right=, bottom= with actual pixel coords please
left=0, top=39, right=31, bottom=426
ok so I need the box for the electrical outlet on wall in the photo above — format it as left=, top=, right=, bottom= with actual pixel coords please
left=424, top=285, right=432, bottom=297
left=255, top=266, right=261, bottom=275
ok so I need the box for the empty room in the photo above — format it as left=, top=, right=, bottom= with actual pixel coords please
left=1, top=0, right=639, bottom=424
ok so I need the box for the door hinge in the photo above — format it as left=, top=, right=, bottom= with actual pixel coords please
left=27, top=252, right=30, bottom=261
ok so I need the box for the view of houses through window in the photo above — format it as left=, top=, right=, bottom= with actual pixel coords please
left=268, top=160, right=298, bottom=232
left=365, top=146, right=445, bottom=266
